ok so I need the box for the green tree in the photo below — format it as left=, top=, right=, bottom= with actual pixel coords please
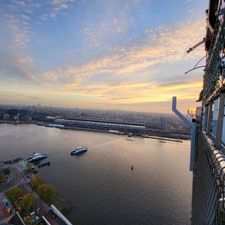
left=37, top=184, right=56, bottom=203
left=26, top=163, right=32, bottom=169
left=31, top=175, right=43, bottom=190
left=7, top=187, right=24, bottom=202
left=0, top=174, right=5, bottom=183
left=20, top=193, right=35, bottom=212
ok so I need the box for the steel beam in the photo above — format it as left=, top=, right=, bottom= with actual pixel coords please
left=215, top=93, right=225, bottom=148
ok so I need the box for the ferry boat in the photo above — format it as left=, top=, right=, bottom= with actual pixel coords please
left=26, top=152, right=48, bottom=163
left=71, top=147, right=88, bottom=155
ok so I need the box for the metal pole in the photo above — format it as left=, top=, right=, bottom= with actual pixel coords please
left=172, top=96, right=191, bottom=128
left=190, top=118, right=197, bottom=171
left=203, top=105, right=209, bottom=131
left=206, top=103, right=213, bottom=135
left=215, top=93, right=225, bottom=148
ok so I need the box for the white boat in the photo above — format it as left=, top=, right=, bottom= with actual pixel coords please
left=108, top=130, right=124, bottom=135
left=26, top=152, right=48, bottom=163
left=71, top=147, right=88, bottom=155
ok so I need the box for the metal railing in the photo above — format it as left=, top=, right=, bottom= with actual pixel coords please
left=192, top=130, right=225, bottom=225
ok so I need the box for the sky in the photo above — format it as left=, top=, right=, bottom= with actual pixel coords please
left=0, top=0, right=207, bottom=113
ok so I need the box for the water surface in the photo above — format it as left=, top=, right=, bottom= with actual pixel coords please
left=0, top=124, right=192, bottom=225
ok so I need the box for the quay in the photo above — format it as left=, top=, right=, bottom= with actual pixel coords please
left=0, top=119, right=190, bottom=140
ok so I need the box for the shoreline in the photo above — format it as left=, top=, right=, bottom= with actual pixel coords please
left=0, top=159, right=71, bottom=211
left=0, top=120, right=190, bottom=142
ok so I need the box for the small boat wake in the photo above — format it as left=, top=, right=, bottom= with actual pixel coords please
left=91, top=138, right=124, bottom=150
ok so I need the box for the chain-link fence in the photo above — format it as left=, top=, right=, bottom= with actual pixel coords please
left=192, top=130, right=225, bottom=225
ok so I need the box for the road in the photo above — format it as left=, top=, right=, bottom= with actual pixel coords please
left=0, top=167, right=22, bottom=193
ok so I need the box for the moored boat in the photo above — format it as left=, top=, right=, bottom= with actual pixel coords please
left=26, top=152, right=48, bottom=163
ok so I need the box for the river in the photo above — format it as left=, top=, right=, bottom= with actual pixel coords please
left=0, top=123, right=192, bottom=225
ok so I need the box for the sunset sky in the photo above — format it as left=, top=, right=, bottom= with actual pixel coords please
left=0, top=0, right=207, bottom=113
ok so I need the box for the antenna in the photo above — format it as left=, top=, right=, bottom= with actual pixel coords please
left=186, top=38, right=205, bottom=53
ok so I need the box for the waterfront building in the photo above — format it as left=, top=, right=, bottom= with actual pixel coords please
left=32, top=112, right=47, bottom=121
left=18, top=110, right=31, bottom=121
left=7, top=109, right=19, bottom=121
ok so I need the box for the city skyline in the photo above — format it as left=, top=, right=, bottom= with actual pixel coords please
left=0, top=0, right=207, bottom=113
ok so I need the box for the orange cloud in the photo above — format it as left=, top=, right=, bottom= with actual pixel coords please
left=2, top=18, right=205, bottom=112
left=42, top=19, right=205, bottom=85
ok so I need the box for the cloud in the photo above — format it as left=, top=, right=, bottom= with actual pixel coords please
left=0, top=11, right=35, bottom=79
left=82, top=0, right=140, bottom=47
left=0, top=0, right=75, bottom=80
left=50, top=0, right=74, bottom=8
left=2, top=0, right=73, bottom=23
left=47, top=0, right=74, bottom=18
left=0, top=0, right=205, bottom=112
left=57, top=78, right=202, bottom=107
left=36, top=18, right=205, bottom=109
left=0, top=52, right=35, bottom=80
left=42, top=18, right=205, bottom=84
left=3, top=13, right=31, bottom=49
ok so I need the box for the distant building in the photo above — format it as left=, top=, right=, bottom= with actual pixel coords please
left=18, top=109, right=31, bottom=121
left=32, top=112, right=47, bottom=121
left=3, top=114, right=9, bottom=120
left=160, top=117, right=166, bottom=129
left=7, top=109, right=19, bottom=120
left=144, top=119, right=160, bottom=129
left=0, top=108, right=4, bottom=120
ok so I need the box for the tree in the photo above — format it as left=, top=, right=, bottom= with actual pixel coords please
left=0, top=174, right=5, bottom=183
left=7, top=187, right=24, bottom=202
left=31, top=175, right=43, bottom=190
left=26, top=163, right=32, bottom=169
left=20, top=194, right=35, bottom=212
left=37, top=184, right=56, bottom=203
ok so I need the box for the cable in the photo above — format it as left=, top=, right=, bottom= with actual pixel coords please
left=184, top=65, right=205, bottom=75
